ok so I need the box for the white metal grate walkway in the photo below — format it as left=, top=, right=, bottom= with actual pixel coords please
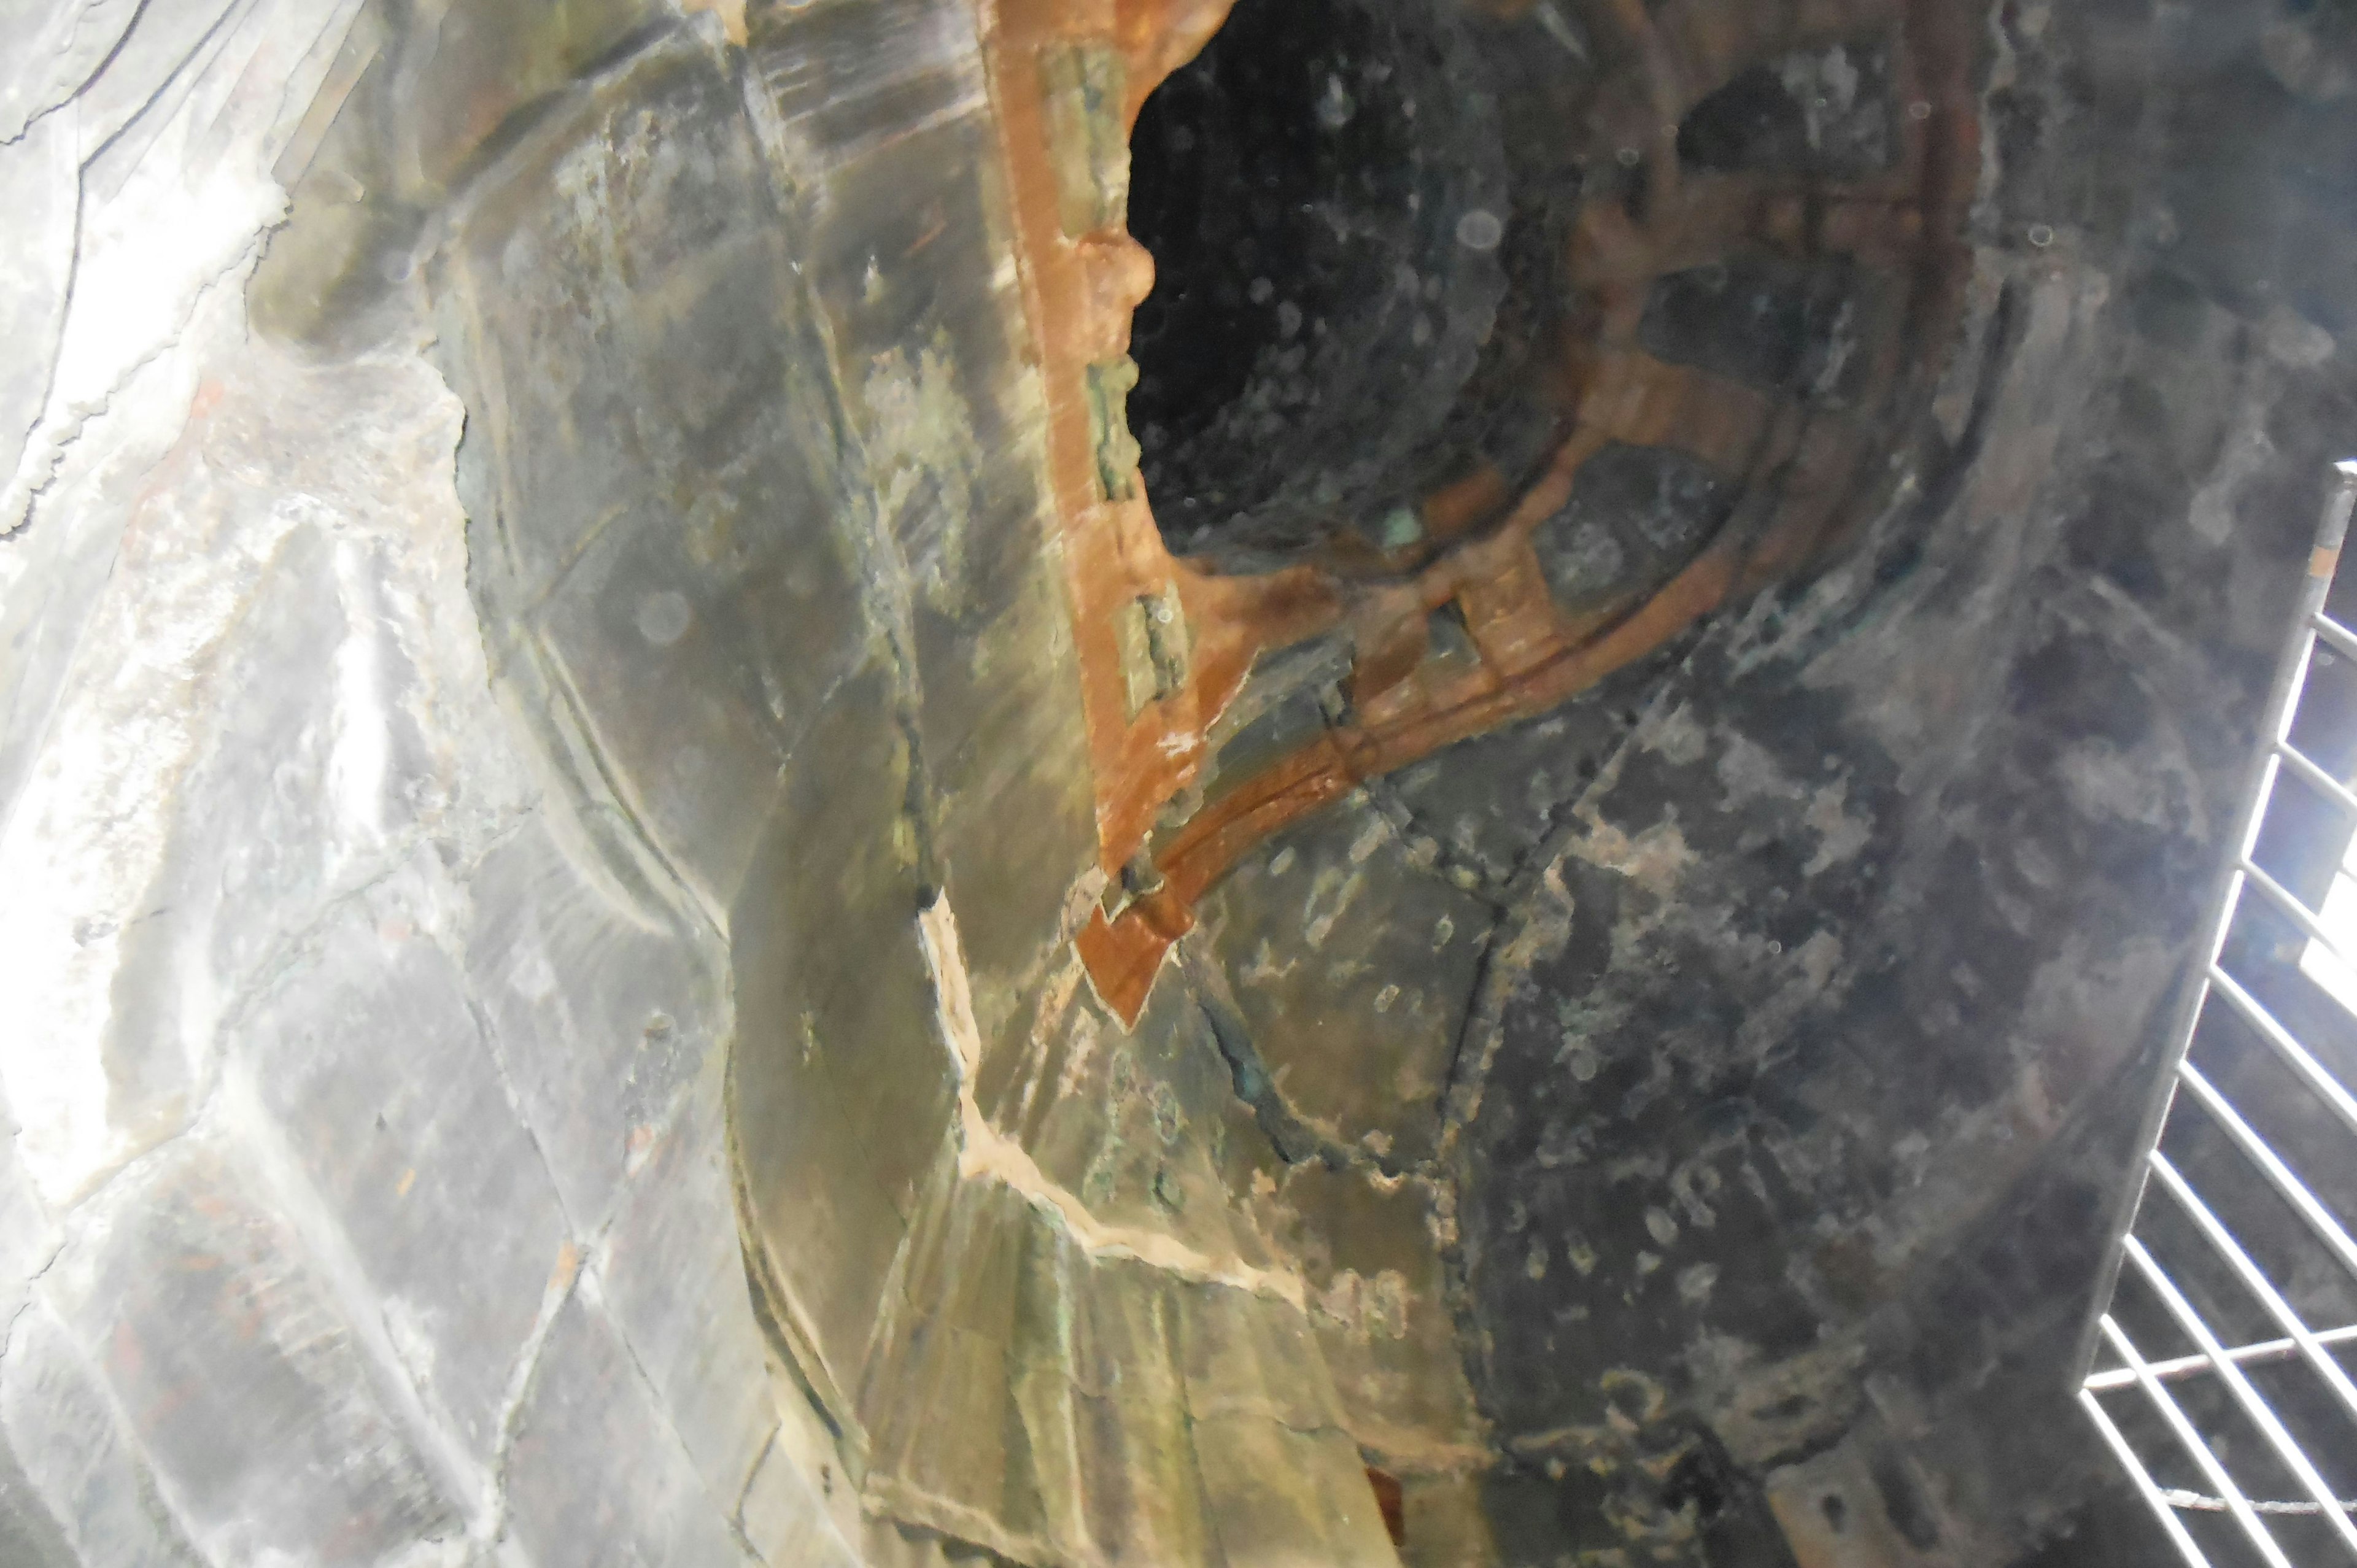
left=2081, top=462, right=2357, bottom=1565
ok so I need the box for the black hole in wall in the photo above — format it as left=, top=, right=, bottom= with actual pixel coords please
left=1663, top=1449, right=1730, bottom=1521
left=1128, top=0, right=1378, bottom=460
left=1126, top=0, right=1514, bottom=569
left=1663, top=1433, right=1805, bottom=1566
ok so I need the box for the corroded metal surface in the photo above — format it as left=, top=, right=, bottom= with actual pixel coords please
left=982, top=0, right=1980, bottom=1022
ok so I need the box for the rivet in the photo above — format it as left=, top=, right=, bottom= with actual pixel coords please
left=1456, top=208, right=1504, bottom=252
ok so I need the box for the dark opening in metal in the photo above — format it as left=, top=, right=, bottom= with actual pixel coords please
left=1126, top=0, right=1519, bottom=571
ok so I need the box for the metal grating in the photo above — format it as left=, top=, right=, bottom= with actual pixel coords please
left=2080, top=463, right=2357, bottom=1565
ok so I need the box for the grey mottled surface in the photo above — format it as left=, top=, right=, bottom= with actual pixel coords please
left=2, top=0, right=2353, bottom=1563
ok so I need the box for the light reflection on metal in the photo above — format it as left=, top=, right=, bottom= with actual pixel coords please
left=2078, top=462, right=2357, bottom=1566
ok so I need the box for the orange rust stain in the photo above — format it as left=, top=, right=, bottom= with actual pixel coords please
left=981, top=0, right=1341, bottom=888
left=984, top=0, right=1978, bottom=1026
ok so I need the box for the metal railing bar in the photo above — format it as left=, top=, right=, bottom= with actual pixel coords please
left=2239, top=858, right=2351, bottom=965
left=2275, top=741, right=2357, bottom=822
left=2123, top=1235, right=2357, bottom=1556
left=2084, top=1322, right=2357, bottom=1392
left=2314, top=611, right=2357, bottom=664
left=2163, top=1488, right=2357, bottom=1518
left=2100, top=1311, right=2296, bottom=1567
left=2206, top=966, right=2357, bottom=1144
left=2079, top=1388, right=2219, bottom=1568
left=2177, top=1060, right=2357, bottom=1285
left=2148, top=1151, right=2357, bottom=1436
